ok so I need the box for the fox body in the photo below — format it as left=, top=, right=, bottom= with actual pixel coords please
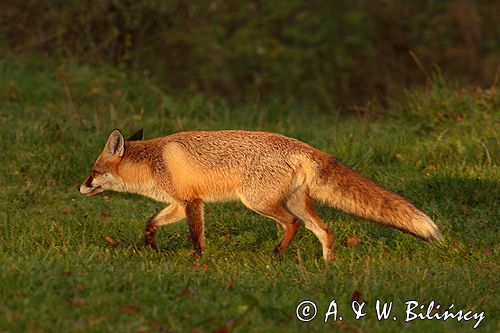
left=79, top=129, right=442, bottom=261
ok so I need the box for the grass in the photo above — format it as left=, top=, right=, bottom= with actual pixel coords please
left=0, top=54, right=499, bottom=333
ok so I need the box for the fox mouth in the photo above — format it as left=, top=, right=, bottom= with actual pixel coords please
left=80, top=185, right=105, bottom=196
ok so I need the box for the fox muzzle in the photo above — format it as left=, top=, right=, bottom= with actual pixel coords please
left=79, top=175, right=105, bottom=196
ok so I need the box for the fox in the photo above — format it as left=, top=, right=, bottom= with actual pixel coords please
left=79, top=128, right=442, bottom=261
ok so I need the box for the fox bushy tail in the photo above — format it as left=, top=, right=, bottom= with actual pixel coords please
left=310, top=157, right=443, bottom=241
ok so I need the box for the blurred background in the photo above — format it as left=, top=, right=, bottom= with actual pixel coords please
left=1, top=0, right=499, bottom=113
left=0, top=4, right=498, bottom=332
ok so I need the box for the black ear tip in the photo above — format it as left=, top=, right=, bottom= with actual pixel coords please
left=127, top=128, right=145, bottom=141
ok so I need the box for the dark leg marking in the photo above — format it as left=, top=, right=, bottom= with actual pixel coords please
left=273, top=218, right=301, bottom=257
left=144, top=211, right=160, bottom=251
left=185, top=199, right=205, bottom=259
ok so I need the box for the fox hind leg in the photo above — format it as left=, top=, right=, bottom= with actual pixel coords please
left=145, top=202, right=185, bottom=250
left=239, top=196, right=301, bottom=258
left=286, top=189, right=335, bottom=262
left=254, top=205, right=301, bottom=258
left=273, top=215, right=301, bottom=258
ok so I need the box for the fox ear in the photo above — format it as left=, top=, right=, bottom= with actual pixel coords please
left=127, top=128, right=144, bottom=141
left=106, top=129, right=125, bottom=157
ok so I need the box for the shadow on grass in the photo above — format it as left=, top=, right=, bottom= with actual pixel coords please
left=414, top=176, right=499, bottom=246
left=420, top=176, right=499, bottom=209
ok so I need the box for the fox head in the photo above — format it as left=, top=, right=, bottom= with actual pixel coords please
left=79, top=129, right=144, bottom=196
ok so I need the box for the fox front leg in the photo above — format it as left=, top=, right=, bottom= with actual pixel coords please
left=144, top=203, right=186, bottom=250
left=185, top=199, right=205, bottom=260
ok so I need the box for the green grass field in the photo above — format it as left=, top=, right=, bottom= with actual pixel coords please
left=0, top=55, right=498, bottom=332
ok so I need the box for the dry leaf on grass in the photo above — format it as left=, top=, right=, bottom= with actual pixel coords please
left=181, top=287, right=196, bottom=297
left=105, top=236, right=117, bottom=245
left=120, top=306, right=139, bottom=313
left=212, top=326, right=231, bottom=333
left=351, top=290, right=362, bottom=302
left=346, top=237, right=362, bottom=248
left=75, top=283, right=86, bottom=292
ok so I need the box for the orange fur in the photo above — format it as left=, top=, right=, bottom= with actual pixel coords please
left=80, top=129, right=442, bottom=261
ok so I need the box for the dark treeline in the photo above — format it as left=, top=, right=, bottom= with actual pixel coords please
left=1, top=0, right=499, bottom=111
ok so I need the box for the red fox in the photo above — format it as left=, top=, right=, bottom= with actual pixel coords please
left=79, top=129, right=442, bottom=261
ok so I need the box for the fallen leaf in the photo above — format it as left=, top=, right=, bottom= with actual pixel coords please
left=212, top=326, right=230, bottom=333
left=75, top=283, right=86, bottom=292
left=105, top=236, right=117, bottom=245
left=181, top=287, right=196, bottom=296
left=120, top=306, right=139, bottom=313
left=225, top=280, right=234, bottom=291
left=62, top=208, right=74, bottom=216
left=101, top=212, right=110, bottom=217
left=346, top=237, right=362, bottom=248
left=351, top=290, right=362, bottom=302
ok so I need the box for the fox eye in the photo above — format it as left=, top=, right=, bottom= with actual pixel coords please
left=92, top=170, right=103, bottom=177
